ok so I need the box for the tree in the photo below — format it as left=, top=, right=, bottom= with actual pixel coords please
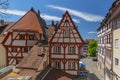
left=0, top=0, right=9, bottom=19
left=88, top=40, right=97, bottom=57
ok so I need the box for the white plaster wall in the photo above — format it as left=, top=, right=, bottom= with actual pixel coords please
left=76, top=38, right=81, bottom=43
left=13, top=32, right=19, bottom=39
left=65, top=55, right=78, bottom=58
left=13, top=40, right=25, bottom=46
left=74, top=34, right=79, bottom=37
left=64, top=38, right=69, bottom=42
left=76, top=46, right=78, bottom=54
left=58, top=38, right=63, bottom=42
left=61, top=46, right=64, bottom=54
left=27, top=40, right=37, bottom=46
left=51, top=55, right=64, bottom=58
left=70, top=39, right=75, bottom=42
left=66, top=71, right=77, bottom=75
left=61, top=62, right=64, bottom=69
left=5, top=35, right=11, bottom=45
left=52, top=38, right=57, bottom=42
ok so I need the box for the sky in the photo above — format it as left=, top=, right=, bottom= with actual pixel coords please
left=0, top=0, right=115, bottom=40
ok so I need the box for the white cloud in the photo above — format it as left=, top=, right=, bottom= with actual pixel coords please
left=0, top=9, right=80, bottom=23
left=47, top=5, right=104, bottom=22
left=0, top=9, right=26, bottom=16
left=88, top=31, right=97, bottom=34
left=41, top=14, right=80, bottom=23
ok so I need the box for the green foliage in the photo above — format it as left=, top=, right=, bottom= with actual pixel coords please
left=88, top=40, right=98, bottom=57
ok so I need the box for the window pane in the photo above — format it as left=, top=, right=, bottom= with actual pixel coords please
left=29, top=35, right=34, bottom=40
left=12, top=47, right=17, bottom=52
left=115, top=58, right=119, bottom=66
left=54, top=61, right=61, bottom=69
left=19, top=34, right=25, bottom=40
left=115, top=39, right=119, bottom=48
left=55, top=46, right=61, bottom=53
left=68, top=62, right=75, bottom=69
left=69, top=46, right=75, bottom=54
left=64, top=30, right=70, bottom=37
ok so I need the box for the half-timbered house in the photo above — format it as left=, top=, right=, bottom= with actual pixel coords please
left=2, top=8, right=47, bottom=65
left=49, top=11, right=84, bottom=75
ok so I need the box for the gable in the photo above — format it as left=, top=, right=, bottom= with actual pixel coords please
left=50, top=11, right=84, bottom=44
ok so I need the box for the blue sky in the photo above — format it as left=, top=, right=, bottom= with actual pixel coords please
left=0, top=0, right=115, bottom=40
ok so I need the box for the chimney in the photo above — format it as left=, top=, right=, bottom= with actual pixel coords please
left=0, top=20, right=4, bottom=26
left=38, top=10, right=40, bottom=16
left=31, top=7, right=34, bottom=11
left=56, top=21, right=58, bottom=27
left=51, top=20, right=54, bottom=26
left=55, top=21, right=58, bottom=30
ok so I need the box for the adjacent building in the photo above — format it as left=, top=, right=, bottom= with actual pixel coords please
left=97, top=3, right=113, bottom=80
left=49, top=11, right=84, bottom=75
left=111, top=0, right=120, bottom=80
left=1, top=8, right=47, bottom=65
left=0, top=8, right=85, bottom=79
left=80, top=39, right=92, bottom=58
left=97, top=0, right=120, bottom=80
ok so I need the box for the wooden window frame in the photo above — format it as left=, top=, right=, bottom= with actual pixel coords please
left=22, top=48, right=28, bottom=52
left=54, top=61, right=61, bottom=69
left=68, top=62, right=75, bottom=70
left=115, top=58, right=119, bottom=66
left=64, top=30, right=70, bottom=38
left=29, top=35, right=34, bottom=40
left=19, top=34, right=25, bottom=40
left=12, top=47, right=17, bottom=52
left=69, top=46, right=75, bottom=54
left=54, top=45, right=61, bottom=54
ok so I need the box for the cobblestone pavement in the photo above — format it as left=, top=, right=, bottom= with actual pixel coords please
left=74, top=57, right=104, bottom=80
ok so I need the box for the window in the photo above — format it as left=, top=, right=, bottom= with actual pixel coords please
left=108, top=34, right=111, bottom=43
left=69, top=46, right=75, bottom=54
left=19, top=34, right=25, bottom=40
left=68, top=62, right=75, bottom=70
left=16, top=58, right=21, bottom=64
left=54, top=61, right=61, bottom=69
left=12, top=47, right=17, bottom=52
left=64, top=30, right=70, bottom=37
left=115, top=39, right=119, bottom=48
left=115, top=20, right=120, bottom=28
left=29, top=35, right=34, bottom=40
left=22, top=48, right=28, bottom=52
left=54, top=46, right=61, bottom=53
left=115, top=58, right=119, bottom=66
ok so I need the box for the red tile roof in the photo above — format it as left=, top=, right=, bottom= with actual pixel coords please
left=43, top=68, right=73, bottom=80
left=7, top=8, right=46, bottom=34
left=16, top=45, right=43, bottom=70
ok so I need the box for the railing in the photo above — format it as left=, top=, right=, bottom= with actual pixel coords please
left=0, top=65, right=13, bottom=78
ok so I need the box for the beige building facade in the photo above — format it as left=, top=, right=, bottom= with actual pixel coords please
left=113, top=28, right=120, bottom=80
left=97, top=0, right=120, bottom=80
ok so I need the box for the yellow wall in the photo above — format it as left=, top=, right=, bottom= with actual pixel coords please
left=0, top=35, right=6, bottom=68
